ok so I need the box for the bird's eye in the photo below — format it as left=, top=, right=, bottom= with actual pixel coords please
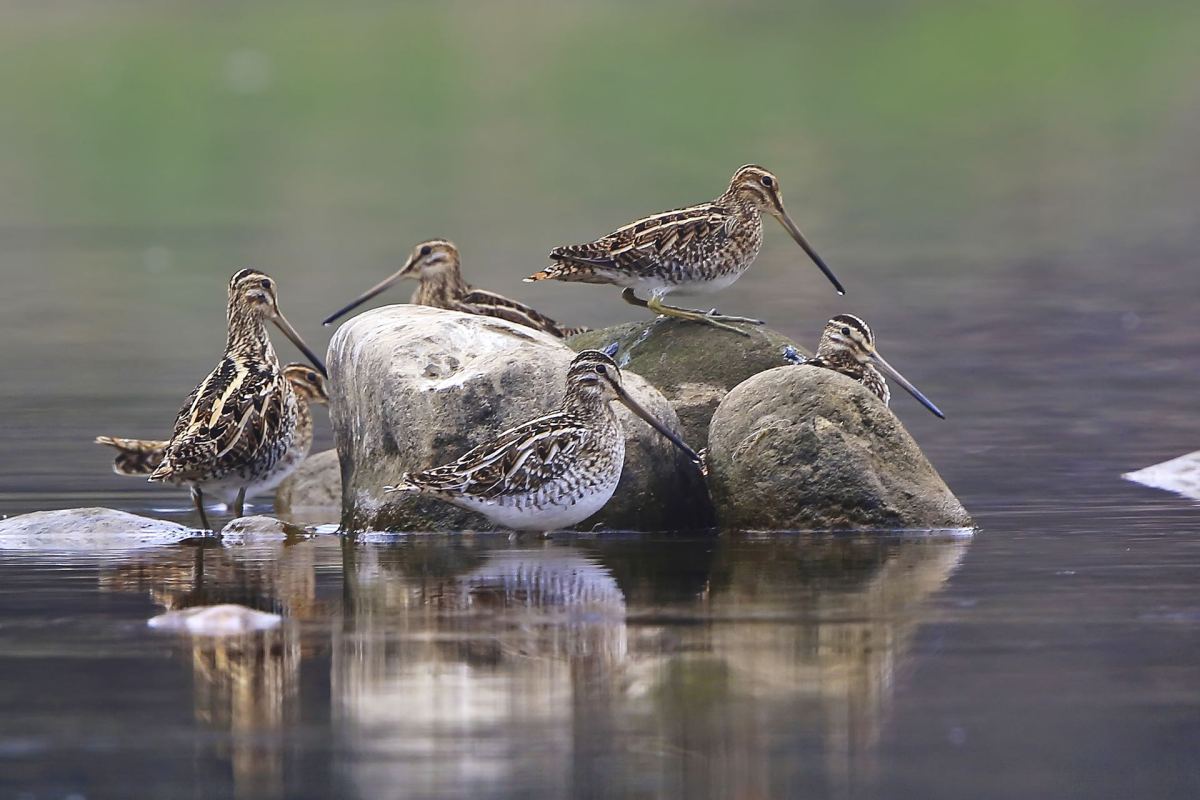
left=307, top=372, right=318, bottom=382
left=840, top=327, right=851, bottom=336
left=760, top=175, right=774, bottom=188
left=260, top=278, right=271, bottom=289
left=420, top=245, right=432, bottom=257
left=594, top=365, right=607, bottom=375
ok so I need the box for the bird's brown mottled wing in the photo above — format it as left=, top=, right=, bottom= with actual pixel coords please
left=408, top=414, right=591, bottom=499
left=549, top=203, right=730, bottom=278
left=155, top=358, right=288, bottom=482
left=460, top=289, right=581, bottom=338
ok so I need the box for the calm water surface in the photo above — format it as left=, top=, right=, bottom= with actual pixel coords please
left=3, top=2, right=1200, bottom=797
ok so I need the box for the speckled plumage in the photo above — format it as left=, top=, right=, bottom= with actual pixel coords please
left=801, top=314, right=944, bottom=419
left=96, top=363, right=328, bottom=503
left=141, top=269, right=328, bottom=528
left=527, top=165, right=844, bottom=334
left=385, top=349, right=699, bottom=531
left=324, top=239, right=585, bottom=338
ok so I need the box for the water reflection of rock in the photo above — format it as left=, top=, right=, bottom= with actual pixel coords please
left=334, top=535, right=968, bottom=799
left=98, top=538, right=342, bottom=800
left=335, top=543, right=628, bottom=798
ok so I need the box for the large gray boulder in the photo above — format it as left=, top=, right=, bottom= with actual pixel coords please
left=706, top=367, right=972, bottom=530
left=328, top=306, right=709, bottom=532
left=275, top=449, right=341, bottom=510
left=0, top=507, right=202, bottom=550
left=569, top=318, right=804, bottom=449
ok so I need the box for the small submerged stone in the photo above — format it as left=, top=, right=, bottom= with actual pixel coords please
left=148, top=604, right=282, bottom=635
left=1124, top=451, right=1200, bottom=501
left=220, top=514, right=308, bottom=539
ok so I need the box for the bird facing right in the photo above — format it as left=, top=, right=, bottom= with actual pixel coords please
left=802, top=314, right=945, bottom=419
left=148, top=269, right=329, bottom=529
left=384, top=349, right=700, bottom=532
left=526, top=165, right=844, bottom=334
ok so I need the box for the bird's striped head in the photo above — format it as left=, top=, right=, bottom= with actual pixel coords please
left=727, top=164, right=785, bottom=213
left=283, top=363, right=329, bottom=405
left=817, top=314, right=876, bottom=362
left=230, top=268, right=280, bottom=316
left=567, top=349, right=623, bottom=398
left=399, top=239, right=460, bottom=279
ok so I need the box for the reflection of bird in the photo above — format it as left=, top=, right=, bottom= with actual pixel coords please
left=385, top=349, right=700, bottom=531
left=323, top=238, right=585, bottom=337
left=803, top=314, right=944, bottom=418
left=96, top=363, right=328, bottom=506
left=527, top=165, right=844, bottom=335
left=144, top=270, right=329, bottom=529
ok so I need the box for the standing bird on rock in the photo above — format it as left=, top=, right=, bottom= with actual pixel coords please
left=526, top=165, right=845, bottom=335
left=96, top=363, right=329, bottom=508
left=801, top=314, right=944, bottom=418
left=147, top=269, right=329, bottom=529
left=384, top=349, right=700, bottom=532
left=323, top=239, right=585, bottom=338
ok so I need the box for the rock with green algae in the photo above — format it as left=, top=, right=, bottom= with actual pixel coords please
left=706, top=366, right=973, bottom=530
left=569, top=318, right=805, bottom=449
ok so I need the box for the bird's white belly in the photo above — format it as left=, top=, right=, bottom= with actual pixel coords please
left=659, top=269, right=745, bottom=296
left=452, top=473, right=621, bottom=532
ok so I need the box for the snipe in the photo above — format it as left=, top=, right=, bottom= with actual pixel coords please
left=384, top=348, right=700, bottom=532
left=323, top=239, right=585, bottom=338
left=144, top=269, right=328, bottom=529
left=803, top=314, right=944, bottom=418
left=526, top=165, right=844, bottom=335
left=96, top=363, right=329, bottom=506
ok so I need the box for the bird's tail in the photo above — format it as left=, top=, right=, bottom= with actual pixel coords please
left=383, top=475, right=420, bottom=495
left=559, top=325, right=591, bottom=338
left=524, top=265, right=562, bottom=282
left=95, top=435, right=167, bottom=477
left=524, top=259, right=609, bottom=284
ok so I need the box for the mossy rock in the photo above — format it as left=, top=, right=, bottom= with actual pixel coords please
left=569, top=318, right=805, bottom=449
left=706, top=366, right=973, bottom=530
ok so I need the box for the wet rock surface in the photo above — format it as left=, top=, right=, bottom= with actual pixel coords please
left=275, top=449, right=341, bottom=510
left=706, top=366, right=972, bottom=530
left=328, top=306, right=709, bottom=532
left=0, top=507, right=203, bottom=550
left=569, top=318, right=804, bottom=449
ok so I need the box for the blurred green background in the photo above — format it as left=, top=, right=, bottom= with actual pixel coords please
left=1, top=0, right=1198, bottom=497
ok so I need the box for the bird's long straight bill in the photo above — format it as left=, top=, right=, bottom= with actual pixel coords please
left=272, top=311, right=328, bottom=378
left=612, top=385, right=701, bottom=464
left=777, top=209, right=846, bottom=296
left=870, top=352, right=945, bottom=419
left=322, top=271, right=404, bottom=326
